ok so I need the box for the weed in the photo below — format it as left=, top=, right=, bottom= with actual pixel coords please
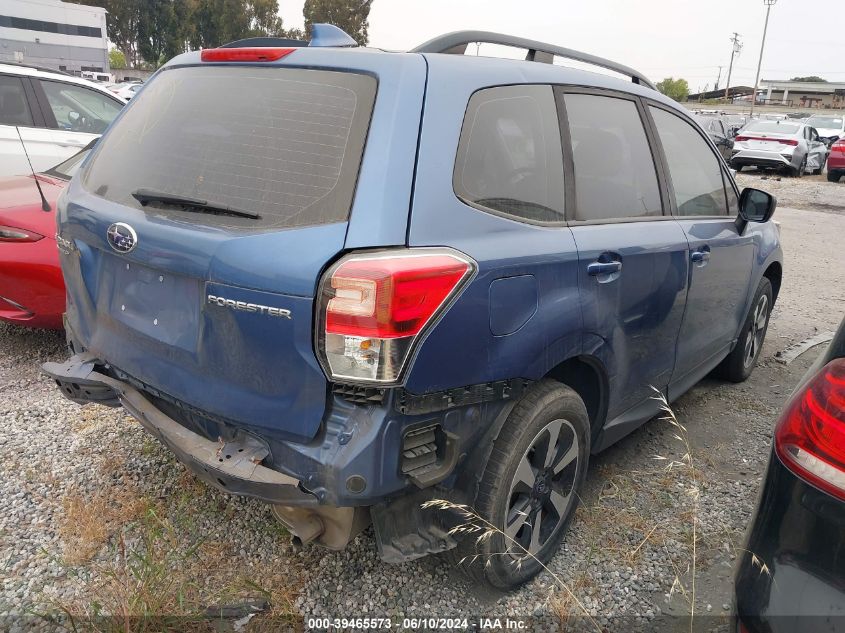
left=58, top=486, right=152, bottom=564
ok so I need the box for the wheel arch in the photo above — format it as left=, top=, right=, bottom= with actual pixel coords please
left=454, top=354, right=609, bottom=504
left=763, top=260, right=782, bottom=304
left=544, top=355, right=609, bottom=442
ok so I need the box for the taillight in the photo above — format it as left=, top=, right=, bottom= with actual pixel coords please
left=733, top=135, right=797, bottom=146
left=832, top=141, right=845, bottom=153
left=0, top=225, right=43, bottom=242
left=200, top=47, right=295, bottom=62
left=774, top=358, right=845, bottom=500
left=316, top=249, right=475, bottom=384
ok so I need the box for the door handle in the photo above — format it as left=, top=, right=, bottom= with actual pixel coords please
left=587, top=261, right=622, bottom=276
left=691, top=248, right=711, bottom=265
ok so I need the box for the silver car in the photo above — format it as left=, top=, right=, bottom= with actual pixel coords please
left=730, top=120, right=829, bottom=177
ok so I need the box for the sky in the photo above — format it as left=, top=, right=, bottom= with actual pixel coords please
left=278, top=0, right=844, bottom=90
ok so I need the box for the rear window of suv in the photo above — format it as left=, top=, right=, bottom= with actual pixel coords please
left=82, top=66, right=376, bottom=230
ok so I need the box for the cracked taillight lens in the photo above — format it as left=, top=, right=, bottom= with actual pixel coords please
left=316, top=249, right=474, bottom=384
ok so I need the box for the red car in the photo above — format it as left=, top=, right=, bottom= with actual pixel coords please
left=828, top=138, right=845, bottom=182
left=0, top=148, right=89, bottom=329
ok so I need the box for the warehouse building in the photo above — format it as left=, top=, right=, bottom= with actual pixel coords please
left=758, top=79, right=845, bottom=110
left=0, top=0, right=109, bottom=74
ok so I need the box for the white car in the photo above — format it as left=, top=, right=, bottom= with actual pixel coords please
left=114, top=82, right=143, bottom=100
left=0, top=63, right=125, bottom=177
left=803, top=114, right=845, bottom=142
left=730, top=119, right=829, bottom=177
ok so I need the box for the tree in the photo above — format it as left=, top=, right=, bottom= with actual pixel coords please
left=656, top=77, right=690, bottom=102
left=108, top=48, right=127, bottom=69
left=188, top=0, right=297, bottom=49
left=137, top=0, right=177, bottom=67
left=303, top=0, right=373, bottom=46
left=103, top=0, right=142, bottom=67
left=790, top=76, right=827, bottom=83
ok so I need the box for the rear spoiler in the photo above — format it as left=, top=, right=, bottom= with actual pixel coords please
left=220, top=23, right=357, bottom=49
left=411, top=30, right=656, bottom=91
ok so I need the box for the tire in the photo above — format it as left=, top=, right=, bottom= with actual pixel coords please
left=790, top=155, right=806, bottom=178
left=451, top=380, right=590, bottom=590
left=715, top=277, right=773, bottom=383
left=829, top=170, right=842, bottom=183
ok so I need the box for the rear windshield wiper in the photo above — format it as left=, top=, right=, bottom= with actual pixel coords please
left=131, top=189, right=261, bottom=220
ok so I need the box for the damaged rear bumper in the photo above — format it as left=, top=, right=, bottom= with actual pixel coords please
left=42, top=354, right=315, bottom=507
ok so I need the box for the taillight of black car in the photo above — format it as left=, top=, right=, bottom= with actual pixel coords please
left=774, top=358, right=845, bottom=500
left=316, top=248, right=476, bottom=385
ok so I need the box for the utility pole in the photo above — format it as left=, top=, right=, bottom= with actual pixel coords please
left=724, top=32, right=742, bottom=102
left=715, top=66, right=723, bottom=92
left=750, top=0, right=777, bottom=118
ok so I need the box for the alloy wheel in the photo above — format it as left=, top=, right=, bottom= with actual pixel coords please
left=503, top=418, right=580, bottom=559
left=744, top=294, right=769, bottom=368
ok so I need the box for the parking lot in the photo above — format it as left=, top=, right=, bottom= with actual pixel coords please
left=0, top=171, right=841, bottom=630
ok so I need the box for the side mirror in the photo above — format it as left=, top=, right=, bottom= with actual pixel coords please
left=739, top=188, right=777, bottom=223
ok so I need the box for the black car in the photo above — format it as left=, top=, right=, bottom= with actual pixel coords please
left=734, top=316, right=845, bottom=632
left=693, top=114, right=734, bottom=161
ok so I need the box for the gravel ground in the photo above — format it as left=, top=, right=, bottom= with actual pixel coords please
left=1, top=175, right=844, bottom=631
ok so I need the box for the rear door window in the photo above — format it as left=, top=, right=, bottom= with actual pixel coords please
left=563, top=93, right=662, bottom=221
left=0, top=75, right=34, bottom=126
left=650, top=106, right=728, bottom=216
left=39, top=80, right=122, bottom=133
left=82, top=66, right=377, bottom=231
left=453, top=85, right=565, bottom=223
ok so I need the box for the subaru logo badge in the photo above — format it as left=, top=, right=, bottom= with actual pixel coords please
left=106, top=222, right=137, bottom=254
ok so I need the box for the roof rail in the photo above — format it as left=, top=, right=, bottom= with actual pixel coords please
left=411, top=31, right=655, bottom=91
left=219, top=24, right=357, bottom=50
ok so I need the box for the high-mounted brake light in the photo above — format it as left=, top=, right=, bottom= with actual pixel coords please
left=200, top=47, right=295, bottom=62
left=317, top=249, right=475, bottom=384
left=0, top=225, right=43, bottom=242
left=775, top=358, right=845, bottom=501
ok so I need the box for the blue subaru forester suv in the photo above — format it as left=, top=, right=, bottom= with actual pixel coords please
left=44, top=25, right=783, bottom=589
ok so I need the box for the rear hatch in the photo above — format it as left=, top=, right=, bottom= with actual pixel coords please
left=58, top=50, right=425, bottom=442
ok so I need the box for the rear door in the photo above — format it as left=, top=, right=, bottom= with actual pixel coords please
left=804, top=126, right=827, bottom=172
left=0, top=73, right=56, bottom=175
left=32, top=78, right=123, bottom=156
left=559, top=90, right=690, bottom=420
left=647, top=104, right=755, bottom=392
left=58, top=53, right=425, bottom=442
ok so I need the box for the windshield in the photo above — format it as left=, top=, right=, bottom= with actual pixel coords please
left=806, top=116, right=843, bottom=130
left=82, top=66, right=377, bottom=231
left=43, top=146, right=92, bottom=180
left=744, top=121, right=800, bottom=135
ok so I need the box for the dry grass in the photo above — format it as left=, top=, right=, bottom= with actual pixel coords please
left=59, top=486, right=153, bottom=564
left=52, top=457, right=302, bottom=632
left=549, top=571, right=597, bottom=625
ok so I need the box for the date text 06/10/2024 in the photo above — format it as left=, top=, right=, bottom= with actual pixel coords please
left=305, top=617, right=528, bottom=630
